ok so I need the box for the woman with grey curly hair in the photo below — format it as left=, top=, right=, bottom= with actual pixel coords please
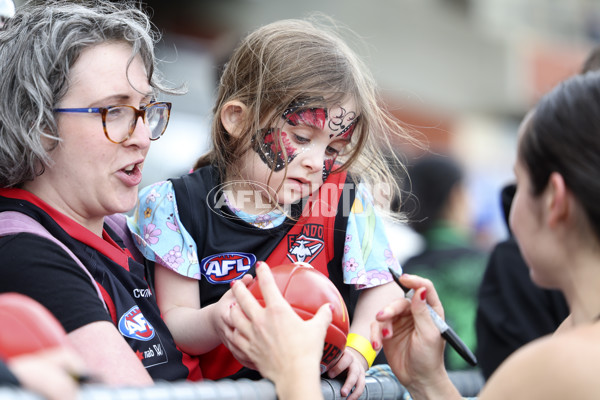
left=0, top=0, right=201, bottom=384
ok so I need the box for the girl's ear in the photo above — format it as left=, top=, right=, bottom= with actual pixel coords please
left=221, top=100, right=248, bottom=138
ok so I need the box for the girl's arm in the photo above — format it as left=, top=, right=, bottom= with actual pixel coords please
left=351, top=282, right=404, bottom=350
left=154, top=264, right=256, bottom=367
left=133, top=181, right=234, bottom=355
left=328, top=183, right=405, bottom=399
left=154, top=265, right=227, bottom=355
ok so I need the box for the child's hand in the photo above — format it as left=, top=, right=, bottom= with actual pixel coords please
left=325, top=347, right=366, bottom=400
left=217, top=274, right=257, bottom=369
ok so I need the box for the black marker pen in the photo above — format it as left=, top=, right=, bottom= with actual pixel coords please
left=388, top=267, right=478, bottom=367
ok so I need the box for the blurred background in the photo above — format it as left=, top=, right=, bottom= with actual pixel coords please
left=12, top=0, right=600, bottom=250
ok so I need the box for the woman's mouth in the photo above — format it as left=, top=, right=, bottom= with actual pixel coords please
left=123, top=164, right=136, bottom=175
left=117, top=162, right=143, bottom=186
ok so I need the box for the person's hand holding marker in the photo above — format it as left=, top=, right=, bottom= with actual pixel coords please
left=371, top=273, right=463, bottom=400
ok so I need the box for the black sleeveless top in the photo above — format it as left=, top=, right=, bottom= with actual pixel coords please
left=169, top=166, right=359, bottom=380
left=170, top=165, right=358, bottom=312
left=0, top=189, right=199, bottom=381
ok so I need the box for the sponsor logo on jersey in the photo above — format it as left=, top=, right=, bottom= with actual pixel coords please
left=118, top=305, right=155, bottom=341
left=133, top=288, right=152, bottom=298
left=201, top=252, right=256, bottom=283
left=287, top=223, right=325, bottom=264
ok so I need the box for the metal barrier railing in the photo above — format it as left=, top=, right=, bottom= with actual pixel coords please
left=0, top=370, right=483, bottom=400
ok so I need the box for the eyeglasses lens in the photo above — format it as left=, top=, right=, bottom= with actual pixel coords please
left=105, top=104, right=169, bottom=142
left=146, top=104, right=169, bottom=140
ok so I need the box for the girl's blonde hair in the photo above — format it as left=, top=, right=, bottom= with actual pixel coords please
left=195, top=17, right=411, bottom=210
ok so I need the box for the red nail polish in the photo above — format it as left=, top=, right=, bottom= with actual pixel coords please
left=420, top=289, right=427, bottom=301
left=372, top=341, right=379, bottom=350
left=382, top=328, right=390, bottom=338
left=230, top=280, right=235, bottom=287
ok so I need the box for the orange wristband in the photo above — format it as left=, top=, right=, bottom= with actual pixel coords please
left=346, top=333, right=377, bottom=367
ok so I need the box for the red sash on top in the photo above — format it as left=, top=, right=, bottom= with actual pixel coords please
left=199, top=171, right=348, bottom=380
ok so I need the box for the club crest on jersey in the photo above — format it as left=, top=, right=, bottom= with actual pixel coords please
left=118, top=305, right=155, bottom=341
left=287, top=224, right=325, bottom=264
left=201, top=252, right=256, bottom=283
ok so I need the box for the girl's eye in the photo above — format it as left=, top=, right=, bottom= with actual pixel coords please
left=293, top=134, right=310, bottom=144
left=326, top=146, right=341, bottom=157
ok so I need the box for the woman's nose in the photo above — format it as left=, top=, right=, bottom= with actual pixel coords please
left=126, top=115, right=152, bottom=149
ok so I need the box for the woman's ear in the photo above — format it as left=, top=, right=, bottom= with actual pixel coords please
left=547, top=171, right=569, bottom=228
left=221, top=100, right=248, bottom=138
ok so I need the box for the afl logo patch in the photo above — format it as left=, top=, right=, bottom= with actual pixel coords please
left=201, top=252, right=256, bottom=284
left=118, top=305, right=155, bottom=341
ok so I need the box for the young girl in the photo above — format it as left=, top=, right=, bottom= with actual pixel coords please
left=129, top=18, right=406, bottom=398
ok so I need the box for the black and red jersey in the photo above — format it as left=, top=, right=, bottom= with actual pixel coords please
left=0, top=188, right=201, bottom=382
left=170, top=165, right=358, bottom=380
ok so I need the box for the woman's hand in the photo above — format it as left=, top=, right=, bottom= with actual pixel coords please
left=8, top=346, right=89, bottom=400
left=370, top=274, right=461, bottom=399
left=227, top=262, right=331, bottom=400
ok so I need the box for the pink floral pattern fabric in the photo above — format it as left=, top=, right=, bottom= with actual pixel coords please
left=342, top=185, right=401, bottom=289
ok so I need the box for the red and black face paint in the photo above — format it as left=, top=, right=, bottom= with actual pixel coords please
left=322, top=158, right=336, bottom=182
left=252, top=99, right=323, bottom=172
left=284, top=106, right=328, bottom=129
left=328, top=106, right=358, bottom=140
left=252, top=99, right=357, bottom=180
left=252, top=128, right=299, bottom=172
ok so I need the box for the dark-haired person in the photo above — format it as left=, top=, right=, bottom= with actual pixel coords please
left=373, top=71, right=600, bottom=398
left=474, top=43, right=600, bottom=380
left=475, top=183, right=569, bottom=380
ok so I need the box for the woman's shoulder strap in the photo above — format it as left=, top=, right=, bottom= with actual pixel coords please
left=0, top=211, right=105, bottom=308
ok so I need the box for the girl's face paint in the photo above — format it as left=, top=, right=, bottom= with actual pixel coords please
left=328, top=106, right=358, bottom=140
left=243, top=99, right=358, bottom=207
left=323, top=158, right=336, bottom=182
left=285, top=106, right=327, bottom=130
left=253, top=129, right=299, bottom=172
left=253, top=101, right=358, bottom=177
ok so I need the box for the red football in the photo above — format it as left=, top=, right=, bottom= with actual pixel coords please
left=247, top=263, right=350, bottom=373
left=0, top=293, right=68, bottom=360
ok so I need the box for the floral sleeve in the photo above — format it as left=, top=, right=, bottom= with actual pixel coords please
left=126, top=181, right=201, bottom=279
left=342, top=183, right=402, bottom=289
